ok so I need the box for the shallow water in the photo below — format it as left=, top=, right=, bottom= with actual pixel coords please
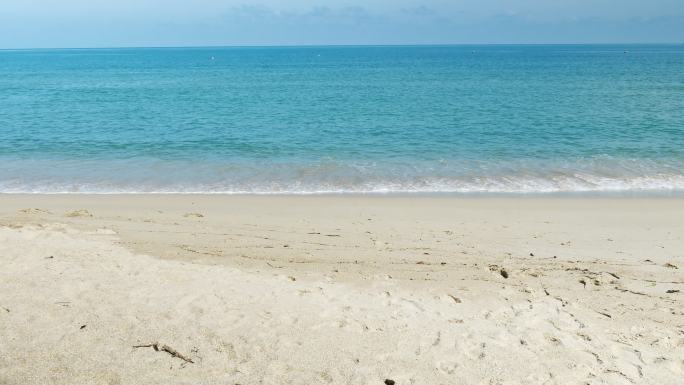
left=1, top=45, right=683, bottom=193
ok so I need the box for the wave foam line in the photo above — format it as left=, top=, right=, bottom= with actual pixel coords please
left=3, top=174, right=684, bottom=194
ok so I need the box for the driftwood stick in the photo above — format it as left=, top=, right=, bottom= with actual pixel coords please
left=159, top=344, right=195, bottom=364
left=133, top=343, right=159, bottom=350
left=133, top=342, right=194, bottom=363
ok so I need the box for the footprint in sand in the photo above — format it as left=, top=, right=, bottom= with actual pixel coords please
left=19, top=208, right=51, bottom=214
left=95, top=228, right=117, bottom=235
left=65, top=209, right=93, bottom=218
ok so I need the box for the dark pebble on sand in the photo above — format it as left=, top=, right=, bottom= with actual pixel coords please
left=384, top=380, right=395, bottom=385
left=500, top=269, right=509, bottom=279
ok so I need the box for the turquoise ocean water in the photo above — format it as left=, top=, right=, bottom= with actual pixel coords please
left=1, top=45, right=683, bottom=194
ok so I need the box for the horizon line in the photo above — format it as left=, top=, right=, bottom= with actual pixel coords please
left=1, top=42, right=683, bottom=51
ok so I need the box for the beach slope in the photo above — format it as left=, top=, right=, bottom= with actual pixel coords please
left=0, top=195, right=682, bottom=384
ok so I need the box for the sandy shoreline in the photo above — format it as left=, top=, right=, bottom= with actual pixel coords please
left=1, top=195, right=682, bottom=384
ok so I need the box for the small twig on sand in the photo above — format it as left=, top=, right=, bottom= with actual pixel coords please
left=596, top=311, right=612, bottom=319
left=133, top=342, right=194, bottom=364
left=606, top=272, right=620, bottom=279
left=615, top=288, right=647, bottom=296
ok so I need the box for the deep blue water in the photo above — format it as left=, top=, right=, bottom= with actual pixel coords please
left=1, top=45, right=683, bottom=193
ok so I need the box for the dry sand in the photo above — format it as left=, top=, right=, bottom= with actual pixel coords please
left=0, top=195, right=682, bottom=385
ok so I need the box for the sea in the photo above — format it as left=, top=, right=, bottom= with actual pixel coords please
left=1, top=45, right=683, bottom=194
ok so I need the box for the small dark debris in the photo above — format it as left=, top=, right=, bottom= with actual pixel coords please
left=579, top=279, right=587, bottom=288
left=384, top=380, right=396, bottom=385
left=529, top=253, right=534, bottom=257
left=440, top=262, right=447, bottom=266
left=616, top=288, right=647, bottom=296
left=45, top=256, right=54, bottom=259
left=607, top=272, right=620, bottom=279
left=597, top=311, right=612, bottom=319
left=80, top=325, right=86, bottom=329
left=447, top=294, right=462, bottom=303
left=666, top=289, right=680, bottom=294
left=133, top=342, right=194, bottom=364
left=283, top=245, right=289, bottom=248
left=500, top=269, right=509, bottom=279
left=664, top=263, right=678, bottom=269
left=416, top=261, right=425, bottom=265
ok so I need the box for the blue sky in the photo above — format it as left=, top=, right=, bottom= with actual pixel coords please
left=1, top=0, right=683, bottom=48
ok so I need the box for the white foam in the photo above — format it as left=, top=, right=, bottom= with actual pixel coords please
left=2, top=157, right=684, bottom=195
left=3, top=173, right=684, bottom=195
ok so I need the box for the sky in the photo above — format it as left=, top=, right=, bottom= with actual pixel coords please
left=1, top=0, right=683, bottom=48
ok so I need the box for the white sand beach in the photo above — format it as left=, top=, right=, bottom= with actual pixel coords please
left=0, top=195, right=682, bottom=384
